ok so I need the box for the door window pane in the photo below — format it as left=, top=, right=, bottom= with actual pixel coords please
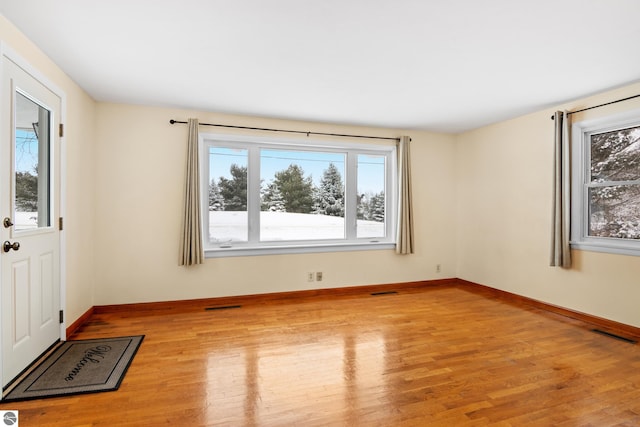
left=208, top=147, right=248, bottom=243
left=14, top=91, right=51, bottom=231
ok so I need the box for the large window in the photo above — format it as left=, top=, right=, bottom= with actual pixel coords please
left=571, top=109, right=640, bottom=256
left=201, top=134, right=396, bottom=256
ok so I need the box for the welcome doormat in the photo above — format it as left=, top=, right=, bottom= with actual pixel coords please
left=2, top=336, right=144, bottom=402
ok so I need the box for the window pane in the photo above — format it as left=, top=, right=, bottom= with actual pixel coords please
left=589, top=185, right=640, bottom=239
left=260, top=149, right=345, bottom=241
left=590, top=126, right=640, bottom=182
left=201, top=135, right=397, bottom=255
left=357, top=154, right=385, bottom=238
left=208, top=147, right=248, bottom=243
left=15, top=92, right=51, bottom=231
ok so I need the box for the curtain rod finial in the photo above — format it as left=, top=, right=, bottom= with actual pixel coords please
left=169, top=119, right=176, bottom=124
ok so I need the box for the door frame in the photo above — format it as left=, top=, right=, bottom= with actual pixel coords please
left=0, top=42, right=67, bottom=394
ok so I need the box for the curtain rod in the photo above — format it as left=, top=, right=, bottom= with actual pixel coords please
left=169, top=119, right=401, bottom=142
left=550, top=93, right=640, bottom=120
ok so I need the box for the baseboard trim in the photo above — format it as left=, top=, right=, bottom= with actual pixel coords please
left=93, top=279, right=457, bottom=315
left=455, top=279, right=640, bottom=342
left=76, top=277, right=640, bottom=343
left=66, top=306, right=94, bottom=339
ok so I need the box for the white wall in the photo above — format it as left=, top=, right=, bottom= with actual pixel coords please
left=0, top=14, right=97, bottom=324
left=92, top=103, right=457, bottom=305
left=3, top=11, right=640, bottom=330
left=456, top=81, right=640, bottom=328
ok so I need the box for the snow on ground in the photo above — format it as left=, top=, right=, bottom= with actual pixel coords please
left=10, top=211, right=385, bottom=240
left=14, top=211, right=38, bottom=230
left=209, top=211, right=384, bottom=242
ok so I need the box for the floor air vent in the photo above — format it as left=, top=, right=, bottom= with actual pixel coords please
left=371, top=291, right=398, bottom=296
left=592, top=329, right=637, bottom=344
left=205, top=305, right=242, bottom=311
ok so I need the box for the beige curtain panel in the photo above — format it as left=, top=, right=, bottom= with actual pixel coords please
left=179, top=118, right=204, bottom=266
left=550, top=111, right=571, bottom=268
left=396, top=135, right=414, bottom=254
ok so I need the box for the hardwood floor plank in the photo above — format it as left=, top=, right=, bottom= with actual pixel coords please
left=3, top=285, right=640, bottom=426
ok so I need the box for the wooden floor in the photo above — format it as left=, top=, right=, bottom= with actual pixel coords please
left=3, top=284, right=640, bottom=426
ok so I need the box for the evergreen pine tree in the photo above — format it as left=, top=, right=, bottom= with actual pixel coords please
left=208, top=179, right=225, bottom=211
left=356, top=193, right=366, bottom=220
left=314, top=163, right=344, bottom=217
left=261, top=181, right=286, bottom=212
left=273, top=164, right=314, bottom=213
left=15, top=170, right=38, bottom=211
left=218, top=164, right=247, bottom=211
left=370, top=191, right=385, bottom=222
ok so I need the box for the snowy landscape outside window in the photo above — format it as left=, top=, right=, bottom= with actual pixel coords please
left=201, top=134, right=396, bottom=257
left=571, top=110, right=640, bottom=256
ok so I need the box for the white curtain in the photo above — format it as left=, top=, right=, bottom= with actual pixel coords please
left=396, top=135, right=414, bottom=254
left=550, top=111, right=571, bottom=268
left=179, top=118, right=204, bottom=266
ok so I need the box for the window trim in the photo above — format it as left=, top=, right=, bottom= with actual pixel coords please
left=570, top=107, right=640, bottom=256
left=200, top=133, right=397, bottom=257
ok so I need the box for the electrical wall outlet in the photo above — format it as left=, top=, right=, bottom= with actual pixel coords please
left=316, top=271, right=323, bottom=281
left=307, top=272, right=315, bottom=282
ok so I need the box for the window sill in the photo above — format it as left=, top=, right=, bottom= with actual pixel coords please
left=571, top=240, right=640, bottom=257
left=205, top=242, right=396, bottom=258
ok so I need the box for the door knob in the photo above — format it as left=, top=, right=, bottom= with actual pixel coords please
left=3, top=241, right=20, bottom=252
left=2, top=217, right=13, bottom=228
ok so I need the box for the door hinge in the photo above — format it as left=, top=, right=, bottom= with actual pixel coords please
left=59, top=310, right=64, bottom=324
left=59, top=123, right=64, bottom=137
left=58, top=217, right=64, bottom=230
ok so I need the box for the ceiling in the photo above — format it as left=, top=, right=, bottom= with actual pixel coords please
left=1, top=0, right=639, bottom=133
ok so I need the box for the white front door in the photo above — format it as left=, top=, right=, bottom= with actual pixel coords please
left=1, top=55, right=62, bottom=389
